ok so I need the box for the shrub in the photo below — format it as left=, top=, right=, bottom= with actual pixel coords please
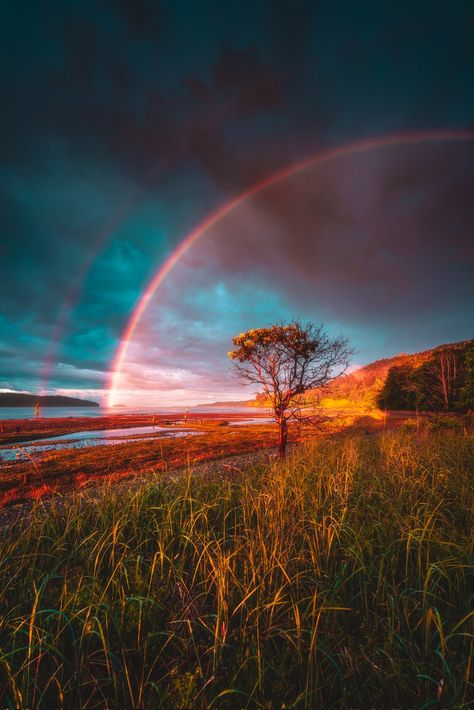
left=426, top=414, right=464, bottom=432
left=399, top=418, right=418, bottom=433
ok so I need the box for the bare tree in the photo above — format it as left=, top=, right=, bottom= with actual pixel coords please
left=424, top=351, right=460, bottom=410
left=228, top=321, right=352, bottom=458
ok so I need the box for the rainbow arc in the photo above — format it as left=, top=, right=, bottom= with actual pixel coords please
left=107, top=130, right=474, bottom=406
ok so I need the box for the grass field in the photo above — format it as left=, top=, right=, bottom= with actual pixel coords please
left=0, top=419, right=276, bottom=506
left=0, top=428, right=473, bottom=708
left=0, top=410, right=413, bottom=507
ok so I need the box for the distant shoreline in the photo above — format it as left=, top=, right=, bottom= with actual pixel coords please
left=0, top=393, right=99, bottom=407
left=1, top=404, right=99, bottom=408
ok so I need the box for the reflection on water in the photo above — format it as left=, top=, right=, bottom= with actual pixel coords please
left=0, top=425, right=200, bottom=462
left=0, top=406, right=271, bottom=420
left=25, top=425, right=182, bottom=443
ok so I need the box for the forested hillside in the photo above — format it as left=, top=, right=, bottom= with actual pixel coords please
left=378, top=340, right=474, bottom=411
left=249, top=339, right=474, bottom=412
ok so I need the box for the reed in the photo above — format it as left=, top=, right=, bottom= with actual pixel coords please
left=0, top=430, right=472, bottom=708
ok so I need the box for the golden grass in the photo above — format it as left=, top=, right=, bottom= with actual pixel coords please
left=0, top=429, right=472, bottom=707
left=0, top=411, right=408, bottom=506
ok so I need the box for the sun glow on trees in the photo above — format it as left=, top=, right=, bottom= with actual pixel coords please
left=229, top=321, right=352, bottom=457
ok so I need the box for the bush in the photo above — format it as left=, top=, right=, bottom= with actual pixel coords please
left=399, top=418, right=418, bottom=433
left=426, top=414, right=464, bottom=432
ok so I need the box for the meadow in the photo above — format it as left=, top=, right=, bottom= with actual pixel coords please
left=0, top=426, right=472, bottom=708
left=0, top=417, right=275, bottom=507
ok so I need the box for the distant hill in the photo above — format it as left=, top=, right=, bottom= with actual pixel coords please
left=220, top=339, right=474, bottom=411
left=324, top=351, right=431, bottom=408
left=0, top=393, right=99, bottom=407
left=199, top=400, right=258, bottom=407
left=312, top=339, right=473, bottom=410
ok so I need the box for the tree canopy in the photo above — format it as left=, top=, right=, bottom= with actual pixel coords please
left=229, top=321, right=352, bottom=457
left=378, top=341, right=474, bottom=412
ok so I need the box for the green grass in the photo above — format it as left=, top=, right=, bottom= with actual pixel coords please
left=0, top=430, right=473, bottom=708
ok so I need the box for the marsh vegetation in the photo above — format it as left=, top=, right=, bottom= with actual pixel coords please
left=0, top=428, right=472, bottom=708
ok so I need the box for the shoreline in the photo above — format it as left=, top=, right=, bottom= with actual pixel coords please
left=0, top=409, right=417, bottom=509
left=0, top=410, right=271, bottom=445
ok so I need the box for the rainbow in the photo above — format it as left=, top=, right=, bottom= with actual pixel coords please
left=39, top=167, right=162, bottom=394
left=107, top=129, right=474, bottom=406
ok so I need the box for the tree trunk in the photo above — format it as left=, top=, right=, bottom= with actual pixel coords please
left=278, top=417, right=288, bottom=459
left=440, top=356, right=449, bottom=410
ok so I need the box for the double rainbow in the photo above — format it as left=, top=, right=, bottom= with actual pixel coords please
left=107, top=130, right=474, bottom=406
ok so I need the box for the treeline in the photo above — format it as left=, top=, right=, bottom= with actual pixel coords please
left=0, top=393, right=99, bottom=407
left=378, top=340, right=474, bottom=412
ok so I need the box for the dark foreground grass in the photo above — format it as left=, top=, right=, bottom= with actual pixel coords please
left=0, top=431, right=472, bottom=708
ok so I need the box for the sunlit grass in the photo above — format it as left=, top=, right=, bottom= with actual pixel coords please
left=0, top=430, right=472, bottom=707
left=0, top=422, right=276, bottom=505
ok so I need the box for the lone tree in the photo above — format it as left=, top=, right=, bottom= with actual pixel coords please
left=228, top=321, right=352, bottom=458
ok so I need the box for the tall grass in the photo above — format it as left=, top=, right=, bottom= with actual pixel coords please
left=0, top=430, right=472, bottom=708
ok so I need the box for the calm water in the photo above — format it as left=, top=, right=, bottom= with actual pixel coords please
left=0, top=407, right=104, bottom=420
left=0, top=425, right=201, bottom=462
left=0, top=405, right=270, bottom=420
left=0, top=408, right=272, bottom=462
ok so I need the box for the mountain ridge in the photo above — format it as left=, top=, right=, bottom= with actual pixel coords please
left=0, top=393, right=99, bottom=408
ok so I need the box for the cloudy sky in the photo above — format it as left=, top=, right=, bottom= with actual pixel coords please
left=1, top=1, right=473, bottom=406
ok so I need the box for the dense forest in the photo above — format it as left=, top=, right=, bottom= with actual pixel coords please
left=250, top=339, right=474, bottom=413
left=378, top=340, right=474, bottom=412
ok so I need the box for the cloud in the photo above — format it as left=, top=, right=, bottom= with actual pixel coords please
left=110, top=0, right=169, bottom=40
left=112, top=140, right=474, bottom=404
left=197, top=141, right=474, bottom=322
left=2, top=1, right=474, bottom=401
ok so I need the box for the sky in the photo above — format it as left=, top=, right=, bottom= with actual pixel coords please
left=1, top=1, right=473, bottom=406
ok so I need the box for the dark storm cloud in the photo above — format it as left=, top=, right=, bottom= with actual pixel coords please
left=110, top=0, right=169, bottom=40
left=113, top=139, right=473, bottom=403
left=161, top=140, right=474, bottom=360
left=198, top=142, right=474, bottom=322
left=2, top=3, right=284, bottom=185
left=1, top=0, right=474, bottom=398
left=3, top=0, right=474, bottom=174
